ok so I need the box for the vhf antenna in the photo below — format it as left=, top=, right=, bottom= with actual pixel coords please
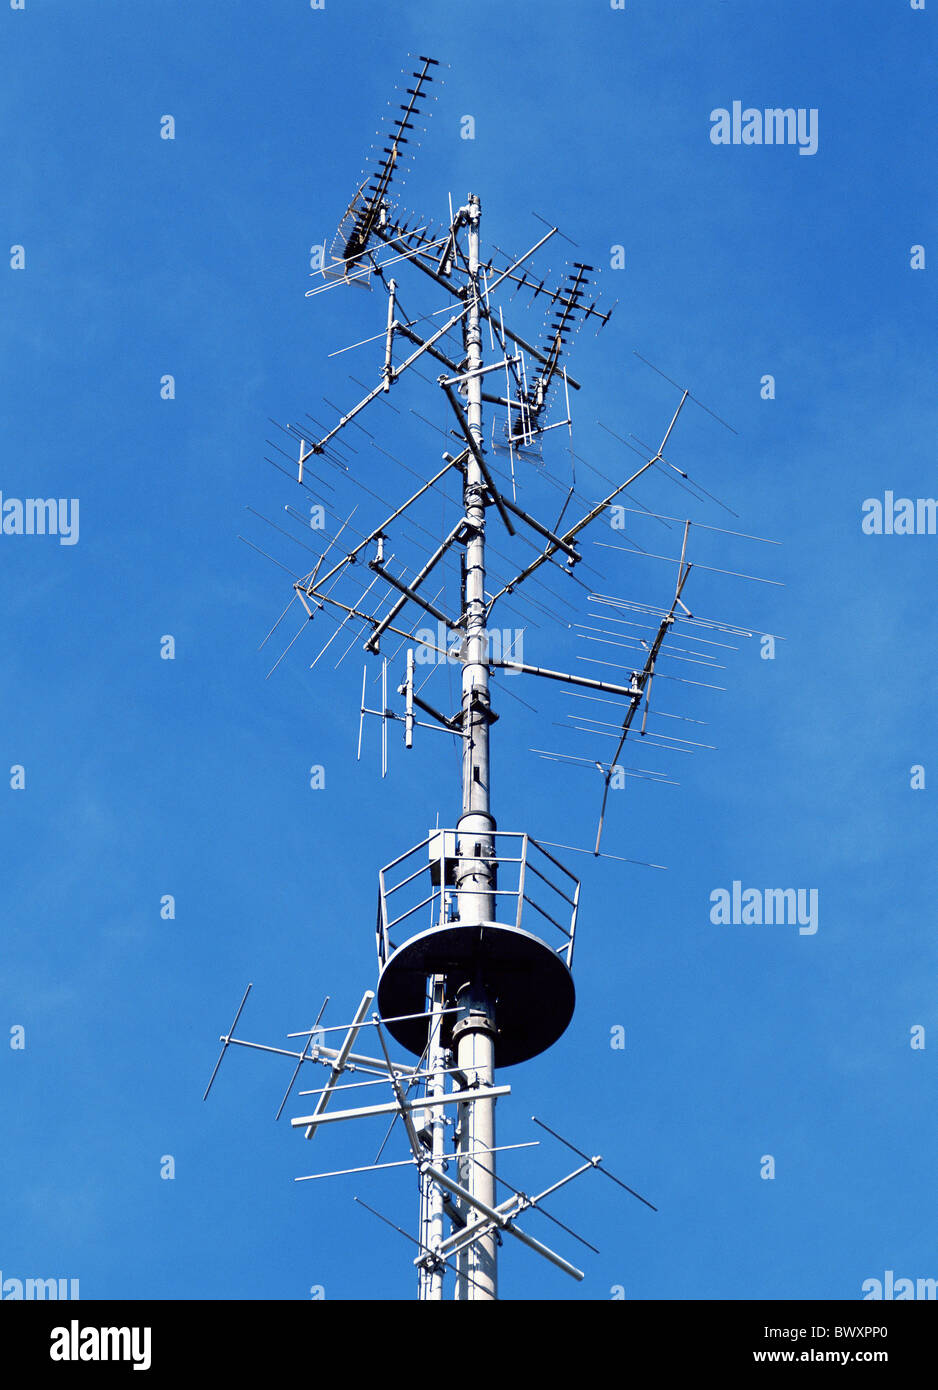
left=212, top=53, right=780, bottom=1300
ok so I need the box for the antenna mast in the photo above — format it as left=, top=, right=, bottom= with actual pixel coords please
left=453, top=191, right=497, bottom=1299
left=207, top=52, right=776, bottom=1303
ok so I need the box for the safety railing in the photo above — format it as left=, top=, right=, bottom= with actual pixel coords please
left=376, top=830, right=579, bottom=972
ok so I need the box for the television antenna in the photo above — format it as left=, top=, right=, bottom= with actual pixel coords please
left=209, top=53, right=780, bottom=1300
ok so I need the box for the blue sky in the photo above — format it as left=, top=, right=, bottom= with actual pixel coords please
left=2, top=0, right=936, bottom=1301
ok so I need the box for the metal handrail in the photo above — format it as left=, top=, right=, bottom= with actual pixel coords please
left=376, top=829, right=579, bottom=971
left=524, top=858, right=577, bottom=909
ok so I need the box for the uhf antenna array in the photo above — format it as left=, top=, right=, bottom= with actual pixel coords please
left=211, top=54, right=780, bottom=1299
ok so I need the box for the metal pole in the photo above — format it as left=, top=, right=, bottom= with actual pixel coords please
left=455, top=980, right=497, bottom=1299
left=456, top=193, right=495, bottom=925
left=383, top=278, right=397, bottom=390
left=419, top=975, right=447, bottom=1300
left=454, top=193, right=498, bottom=1301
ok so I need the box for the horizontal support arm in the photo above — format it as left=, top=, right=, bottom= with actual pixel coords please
left=490, top=657, right=642, bottom=699
left=291, top=1084, right=510, bottom=1130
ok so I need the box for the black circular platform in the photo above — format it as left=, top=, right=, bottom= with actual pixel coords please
left=377, top=920, right=575, bottom=1068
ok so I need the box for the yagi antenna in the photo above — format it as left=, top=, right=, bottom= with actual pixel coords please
left=217, top=52, right=777, bottom=1302
left=327, top=56, right=441, bottom=279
